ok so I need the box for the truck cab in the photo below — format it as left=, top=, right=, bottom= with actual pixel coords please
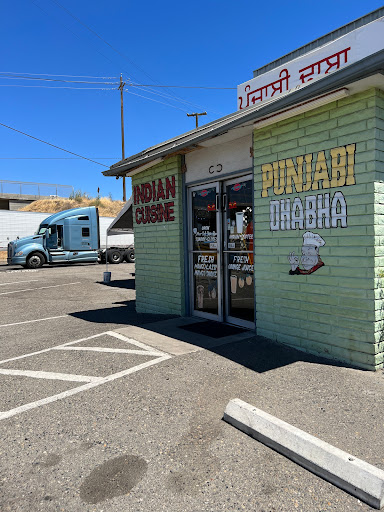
left=7, top=206, right=100, bottom=268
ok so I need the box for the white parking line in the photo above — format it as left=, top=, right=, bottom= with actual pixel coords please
left=57, top=346, right=162, bottom=356
left=0, top=315, right=68, bottom=328
left=0, top=332, right=107, bottom=365
left=108, top=331, right=165, bottom=354
left=0, top=369, right=101, bottom=383
left=0, top=355, right=171, bottom=421
left=0, top=280, right=39, bottom=286
left=0, top=282, right=81, bottom=296
left=4, top=269, right=39, bottom=274
left=0, top=331, right=172, bottom=420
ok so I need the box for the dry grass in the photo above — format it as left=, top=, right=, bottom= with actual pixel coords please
left=0, top=251, right=7, bottom=261
left=20, top=197, right=124, bottom=217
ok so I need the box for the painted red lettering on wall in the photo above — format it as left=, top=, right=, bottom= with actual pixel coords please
left=134, top=176, right=176, bottom=205
left=134, top=202, right=175, bottom=224
left=133, top=175, right=176, bottom=224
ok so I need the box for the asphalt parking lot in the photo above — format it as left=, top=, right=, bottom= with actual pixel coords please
left=1, top=261, right=384, bottom=511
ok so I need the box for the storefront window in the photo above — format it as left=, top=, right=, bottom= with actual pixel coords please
left=225, top=179, right=254, bottom=323
left=193, top=253, right=218, bottom=315
left=192, top=187, right=217, bottom=252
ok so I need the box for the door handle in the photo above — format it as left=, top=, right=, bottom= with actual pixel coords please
left=215, top=193, right=221, bottom=211
left=222, top=193, right=227, bottom=211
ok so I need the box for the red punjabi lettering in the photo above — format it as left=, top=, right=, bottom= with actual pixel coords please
left=239, top=69, right=290, bottom=109
left=299, top=47, right=350, bottom=83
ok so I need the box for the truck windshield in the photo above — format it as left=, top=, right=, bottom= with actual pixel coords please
left=35, top=225, right=48, bottom=235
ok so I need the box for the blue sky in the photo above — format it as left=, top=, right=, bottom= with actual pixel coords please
left=1, top=1, right=383, bottom=201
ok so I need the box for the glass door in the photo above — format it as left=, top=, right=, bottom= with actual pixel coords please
left=223, top=177, right=254, bottom=328
left=188, top=176, right=254, bottom=329
left=189, top=183, right=222, bottom=321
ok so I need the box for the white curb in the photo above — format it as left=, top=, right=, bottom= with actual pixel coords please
left=223, top=398, right=384, bottom=509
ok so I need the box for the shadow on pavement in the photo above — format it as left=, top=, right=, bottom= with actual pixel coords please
left=210, top=336, right=352, bottom=373
left=70, top=300, right=177, bottom=327
left=98, top=279, right=135, bottom=290
left=70, top=301, right=354, bottom=374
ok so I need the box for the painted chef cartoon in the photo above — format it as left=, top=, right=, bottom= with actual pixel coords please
left=288, top=231, right=325, bottom=275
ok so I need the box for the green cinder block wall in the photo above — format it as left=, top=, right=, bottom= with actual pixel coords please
left=253, top=88, right=382, bottom=370
left=131, top=156, right=185, bottom=315
left=374, top=89, right=384, bottom=366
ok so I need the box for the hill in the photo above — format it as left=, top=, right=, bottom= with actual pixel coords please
left=20, top=196, right=124, bottom=218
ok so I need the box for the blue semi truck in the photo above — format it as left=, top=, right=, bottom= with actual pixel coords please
left=7, top=206, right=134, bottom=268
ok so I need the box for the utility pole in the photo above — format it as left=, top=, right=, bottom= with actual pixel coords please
left=118, top=74, right=126, bottom=201
left=187, top=111, right=207, bottom=129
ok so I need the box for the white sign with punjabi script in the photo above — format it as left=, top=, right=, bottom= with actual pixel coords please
left=237, top=17, right=384, bottom=110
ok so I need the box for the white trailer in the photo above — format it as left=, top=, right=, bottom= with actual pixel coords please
left=2, top=204, right=135, bottom=264
left=0, top=210, right=49, bottom=249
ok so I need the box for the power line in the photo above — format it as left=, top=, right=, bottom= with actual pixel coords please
left=0, top=84, right=115, bottom=90
left=47, top=0, right=217, bottom=115
left=0, top=122, right=109, bottom=167
left=0, top=73, right=235, bottom=90
left=0, top=71, right=117, bottom=79
left=128, top=85, right=190, bottom=113
left=0, top=157, right=118, bottom=159
left=28, top=0, right=187, bottom=113
left=123, top=88, right=191, bottom=113
left=0, top=82, right=225, bottom=117
left=125, top=78, right=221, bottom=119
left=0, top=76, right=225, bottom=116
left=13, top=4, right=225, bottom=120
left=0, top=82, right=224, bottom=117
left=127, top=83, right=225, bottom=117
left=49, top=0, right=165, bottom=88
left=0, top=74, right=118, bottom=85
left=30, top=0, right=219, bottom=115
left=128, top=83, right=236, bottom=90
left=29, top=0, right=126, bottom=76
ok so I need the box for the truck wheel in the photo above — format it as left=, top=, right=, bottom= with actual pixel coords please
left=26, top=252, right=44, bottom=269
left=108, top=250, right=123, bottom=264
left=124, top=250, right=135, bottom=263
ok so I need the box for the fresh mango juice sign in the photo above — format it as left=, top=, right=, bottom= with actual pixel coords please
left=260, top=143, right=356, bottom=275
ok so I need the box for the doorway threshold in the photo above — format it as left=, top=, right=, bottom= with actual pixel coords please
left=178, top=320, right=248, bottom=339
left=114, top=317, right=254, bottom=356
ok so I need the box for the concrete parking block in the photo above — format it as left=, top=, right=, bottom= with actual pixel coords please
left=223, top=398, right=384, bottom=509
